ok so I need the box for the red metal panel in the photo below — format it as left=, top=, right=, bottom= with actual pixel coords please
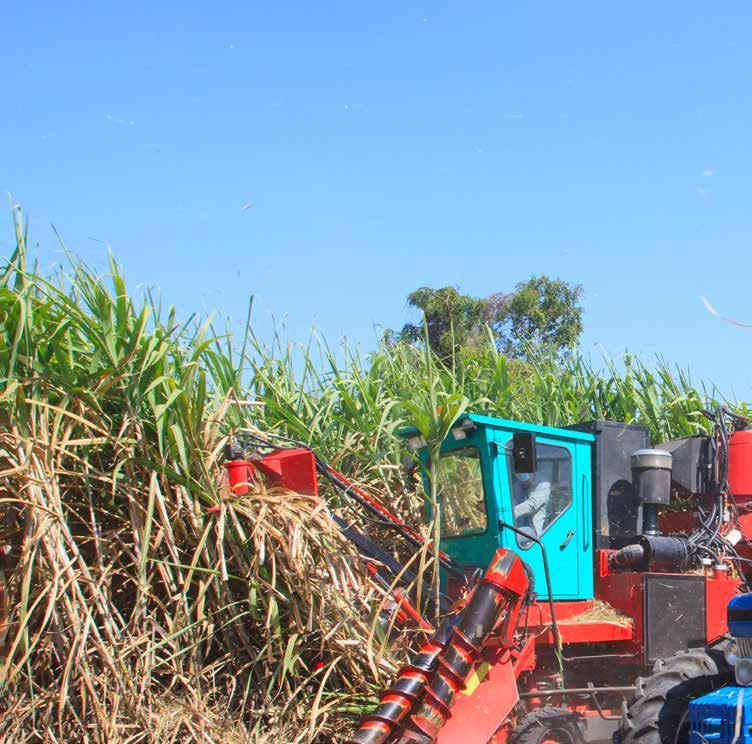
left=706, top=576, right=741, bottom=641
left=729, top=430, right=752, bottom=498
left=597, top=572, right=644, bottom=650
left=519, top=598, right=636, bottom=646
left=257, top=449, right=319, bottom=495
left=559, top=621, right=633, bottom=644
left=512, top=636, right=536, bottom=675
left=436, top=648, right=518, bottom=744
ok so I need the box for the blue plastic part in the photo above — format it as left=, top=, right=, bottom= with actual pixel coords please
left=729, top=593, right=752, bottom=639
left=690, top=686, right=752, bottom=743
left=410, top=413, right=596, bottom=601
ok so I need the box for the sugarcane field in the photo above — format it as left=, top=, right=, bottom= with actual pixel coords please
left=5, top=4, right=752, bottom=744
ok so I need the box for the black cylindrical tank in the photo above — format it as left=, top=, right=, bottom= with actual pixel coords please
left=631, top=448, right=672, bottom=536
left=631, top=449, right=673, bottom=504
left=638, top=534, right=690, bottom=571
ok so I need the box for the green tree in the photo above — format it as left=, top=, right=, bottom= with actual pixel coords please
left=490, top=275, right=583, bottom=357
left=399, top=287, right=486, bottom=362
left=397, top=276, right=583, bottom=361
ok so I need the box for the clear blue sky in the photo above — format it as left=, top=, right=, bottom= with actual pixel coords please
left=3, top=2, right=752, bottom=397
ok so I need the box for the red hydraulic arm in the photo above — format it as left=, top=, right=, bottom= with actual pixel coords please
left=224, top=441, right=456, bottom=624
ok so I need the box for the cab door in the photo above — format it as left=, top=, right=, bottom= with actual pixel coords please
left=492, top=429, right=593, bottom=600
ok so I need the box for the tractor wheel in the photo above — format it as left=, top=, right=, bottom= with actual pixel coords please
left=512, top=707, right=583, bottom=744
left=616, top=641, right=733, bottom=744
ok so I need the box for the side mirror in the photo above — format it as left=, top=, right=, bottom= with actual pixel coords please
left=512, top=432, right=537, bottom=473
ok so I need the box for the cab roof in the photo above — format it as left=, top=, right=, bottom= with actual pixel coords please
left=399, top=412, right=596, bottom=443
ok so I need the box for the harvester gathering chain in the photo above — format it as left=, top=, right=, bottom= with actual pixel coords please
left=348, top=548, right=530, bottom=744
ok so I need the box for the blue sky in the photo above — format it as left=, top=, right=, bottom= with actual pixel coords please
left=3, top=2, right=752, bottom=397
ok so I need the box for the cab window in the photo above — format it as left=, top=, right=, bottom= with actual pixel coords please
left=507, top=442, right=572, bottom=548
left=435, top=447, right=487, bottom=538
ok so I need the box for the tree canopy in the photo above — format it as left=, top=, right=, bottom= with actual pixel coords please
left=396, top=276, right=583, bottom=361
left=398, top=287, right=487, bottom=361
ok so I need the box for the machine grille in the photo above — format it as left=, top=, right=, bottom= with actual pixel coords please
left=737, top=637, right=752, bottom=658
left=643, top=574, right=705, bottom=663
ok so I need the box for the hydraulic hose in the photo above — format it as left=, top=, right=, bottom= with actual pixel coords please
left=610, top=543, right=645, bottom=570
left=499, top=521, right=562, bottom=655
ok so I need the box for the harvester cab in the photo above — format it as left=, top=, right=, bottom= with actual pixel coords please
left=404, top=414, right=596, bottom=600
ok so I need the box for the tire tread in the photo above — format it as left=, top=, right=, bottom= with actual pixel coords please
left=616, top=641, right=732, bottom=744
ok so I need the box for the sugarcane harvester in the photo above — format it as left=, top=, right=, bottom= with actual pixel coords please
left=225, top=407, right=752, bottom=743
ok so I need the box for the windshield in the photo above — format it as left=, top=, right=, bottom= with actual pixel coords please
left=434, top=447, right=488, bottom=538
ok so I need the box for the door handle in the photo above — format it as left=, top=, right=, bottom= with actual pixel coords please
left=560, top=530, right=575, bottom=550
left=582, top=473, right=590, bottom=551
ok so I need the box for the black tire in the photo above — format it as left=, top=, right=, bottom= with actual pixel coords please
left=513, top=707, right=583, bottom=744
left=616, top=641, right=733, bottom=744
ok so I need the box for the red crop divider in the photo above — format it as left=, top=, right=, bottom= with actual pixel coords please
left=347, top=614, right=460, bottom=744
left=396, top=549, right=529, bottom=743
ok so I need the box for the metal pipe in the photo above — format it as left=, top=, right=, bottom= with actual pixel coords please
left=586, top=684, right=624, bottom=722
left=558, top=653, right=637, bottom=662
left=519, top=686, right=636, bottom=697
left=499, top=521, right=562, bottom=654
left=520, top=686, right=635, bottom=724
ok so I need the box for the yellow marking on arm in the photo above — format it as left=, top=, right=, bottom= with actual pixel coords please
left=462, top=661, right=491, bottom=695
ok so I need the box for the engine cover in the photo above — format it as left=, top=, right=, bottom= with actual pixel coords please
left=690, top=686, right=752, bottom=743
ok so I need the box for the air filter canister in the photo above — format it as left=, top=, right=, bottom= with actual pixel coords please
left=631, top=449, right=673, bottom=505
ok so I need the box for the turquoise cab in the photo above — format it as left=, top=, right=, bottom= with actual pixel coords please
left=405, top=413, right=595, bottom=601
